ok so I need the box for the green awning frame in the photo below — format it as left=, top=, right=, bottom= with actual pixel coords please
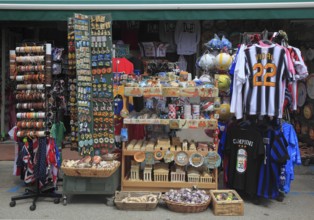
left=0, top=1, right=314, bottom=21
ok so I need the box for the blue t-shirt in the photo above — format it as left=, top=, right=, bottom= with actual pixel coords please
left=282, top=122, right=301, bottom=193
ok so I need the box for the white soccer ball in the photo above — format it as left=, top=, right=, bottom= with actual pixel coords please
left=215, top=53, right=233, bottom=71
left=199, top=53, right=216, bottom=71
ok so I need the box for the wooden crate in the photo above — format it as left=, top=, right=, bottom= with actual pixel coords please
left=209, top=190, right=244, bottom=216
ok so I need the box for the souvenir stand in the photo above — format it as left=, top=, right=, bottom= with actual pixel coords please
left=61, top=13, right=120, bottom=205
left=9, top=43, right=62, bottom=211
left=120, top=77, right=221, bottom=192
left=114, top=31, right=226, bottom=196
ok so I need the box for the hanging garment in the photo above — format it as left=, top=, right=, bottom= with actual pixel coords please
left=159, top=21, right=177, bottom=53
left=112, top=58, right=134, bottom=74
left=281, top=122, right=301, bottom=193
left=47, top=138, right=59, bottom=187
left=232, top=43, right=293, bottom=119
left=16, top=140, right=26, bottom=178
left=17, top=138, right=38, bottom=184
left=230, top=44, right=246, bottom=118
left=287, top=46, right=309, bottom=110
left=225, top=125, right=265, bottom=196
left=218, top=121, right=228, bottom=160
left=257, top=128, right=289, bottom=199
left=50, top=121, right=66, bottom=148
left=34, top=137, right=47, bottom=188
left=174, top=20, right=201, bottom=55
left=177, top=55, right=187, bottom=71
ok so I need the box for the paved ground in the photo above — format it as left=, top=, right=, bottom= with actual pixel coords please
left=0, top=161, right=314, bottom=220
left=0, top=141, right=80, bottom=161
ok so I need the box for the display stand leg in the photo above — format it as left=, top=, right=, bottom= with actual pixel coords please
left=9, top=180, right=62, bottom=211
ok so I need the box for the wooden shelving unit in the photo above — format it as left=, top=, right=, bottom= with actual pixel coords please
left=121, top=147, right=218, bottom=192
left=120, top=85, right=220, bottom=192
left=124, top=118, right=218, bottom=129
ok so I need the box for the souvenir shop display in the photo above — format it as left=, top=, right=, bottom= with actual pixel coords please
left=222, top=30, right=306, bottom=202
left=120, top=72, right=221, bottom=192
left=7, top=16, right=312, bottom=215
left=117, top=32, right=237, bottom=193
left=9, top=42, right=62, bottom=211
left=60, top=13, right=120, bottom=205
left=68, top=13, right=115, bottom=157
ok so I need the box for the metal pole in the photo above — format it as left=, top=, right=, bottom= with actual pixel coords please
left=1, top=28, right=6, bottom=136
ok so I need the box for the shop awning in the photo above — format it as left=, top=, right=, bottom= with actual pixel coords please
left=0, top=0, right=314, bottom=21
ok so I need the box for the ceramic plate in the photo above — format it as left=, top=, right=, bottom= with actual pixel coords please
left=307, top=74, right=314, bottom=99
left=145, top=152, right=155, bottom=165
left=154, top=150, right=164, bottom=160
left=174, top=151, right=189, bottom=166
left=134, top=151, right=145, bottom=163
left=189, top=152, right=204, bottom=167
left=298, top=81, right=307, bottom=107
left=164, top=151, right=175, bottom=163
left=204, top=151, right=221, bottom=169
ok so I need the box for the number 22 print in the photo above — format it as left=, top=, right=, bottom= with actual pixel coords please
left=253, top=63, right=277, bottom=87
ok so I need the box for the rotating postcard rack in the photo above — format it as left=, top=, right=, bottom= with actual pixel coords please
left=9, top=43, right=62, bottom=211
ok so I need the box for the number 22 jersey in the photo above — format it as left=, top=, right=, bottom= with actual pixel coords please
left=232, top=44, right=293, bottom=119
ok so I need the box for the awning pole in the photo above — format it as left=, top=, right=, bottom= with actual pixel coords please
left=1, top=28, right=6, bottom=137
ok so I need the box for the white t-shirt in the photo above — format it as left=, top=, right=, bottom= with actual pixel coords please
left=174, top=21, right=200, bottom=55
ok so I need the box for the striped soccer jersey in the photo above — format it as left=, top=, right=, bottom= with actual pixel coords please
left=257, top=128, right=289, bottom=199
left=233, top=44, right=293, bottom=119
left=287, top=46, right=308, bottom=110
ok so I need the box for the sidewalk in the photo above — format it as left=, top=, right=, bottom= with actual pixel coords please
left=0, top=141, right=80, bottom=161
left=0, top=161, right=314, bottom=220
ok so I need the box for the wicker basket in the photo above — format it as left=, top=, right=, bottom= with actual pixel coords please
left=114, top=191, right=161, bottom=211
left=209, top=190, right=244, bottom=216
left=61, top=161, right=120, bottom=178
left=164, top=199, right=211, bottom=213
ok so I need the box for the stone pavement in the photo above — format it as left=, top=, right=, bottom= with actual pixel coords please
left=0, top=161, right=314, bottom=220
